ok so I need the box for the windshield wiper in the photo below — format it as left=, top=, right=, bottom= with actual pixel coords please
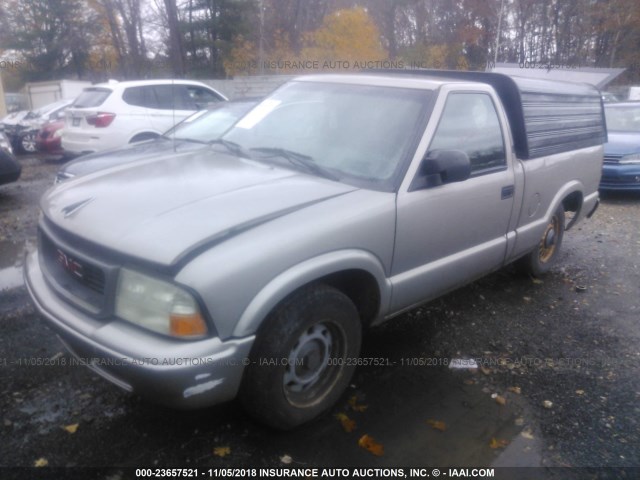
left=250, top=147, right=339, bottom=181
left=209, top=139, right=252, bottom=158
left=162, top=135, right=208, bottom=144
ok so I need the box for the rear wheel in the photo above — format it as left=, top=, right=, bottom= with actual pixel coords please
left=240, top=284, right=361, bottom=429
left=518, top=205, right=565, bottom=276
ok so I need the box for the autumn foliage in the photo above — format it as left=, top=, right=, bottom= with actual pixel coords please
left=2, top=0, right=640, bottom=83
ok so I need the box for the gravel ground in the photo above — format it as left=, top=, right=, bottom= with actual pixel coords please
left=1, top=154, right=639, bottom=479
left=0, top=155, right=59, bottom=244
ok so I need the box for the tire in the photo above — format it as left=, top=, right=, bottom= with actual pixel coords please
left=240, top=284, right=362, bottom=430
left=20, top=132, right=37, bottom=153
left=518, top=204, right=565, bottom=276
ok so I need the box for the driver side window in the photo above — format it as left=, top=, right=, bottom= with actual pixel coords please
left=429, top=93, right=506, bottom=174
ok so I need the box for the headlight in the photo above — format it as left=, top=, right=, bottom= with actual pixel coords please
left=619, top=153, right=640, bottom=164
left=115, top=268, right=208, bottom=338
left=53, top=128, right=64, bottom=138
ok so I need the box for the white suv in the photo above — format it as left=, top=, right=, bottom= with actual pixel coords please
left=61, top=79, right=227, bottom=156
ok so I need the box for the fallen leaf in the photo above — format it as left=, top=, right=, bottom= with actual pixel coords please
left=463, top=378, right=476, bottom=385
left=348, top=396, right=368, bottom=412
left=426, top=419, right=447, bottom=432
left=508, top=386, right=522, bottom=395
left=480, top=366, right=491, bottom=375
left=494, top=395, right=507, bottom=406
left=575, top=390, right=585, bottom=395
left=489, top=438, right=509, bottom=449
left=358, top=434, right=384, bottom=456
left=280, top=454, right=292, bottom=464
left=543, top=400, right=553, bottom=409
left=213, top=446, right=231, bottom=457
left=521, top=430, right=535, bottom=440
left=63, top=423, right=79, bottom=434
left=34, top=458, right=49, bottom=467
left=532, top=278, right=544, bottom=285
left=335, top=413, right=356, bottom=433
left=523, top=296, right=532, bottom=302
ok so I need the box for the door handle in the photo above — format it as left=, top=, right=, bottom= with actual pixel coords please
left=501, top=185, right=514, bottom=199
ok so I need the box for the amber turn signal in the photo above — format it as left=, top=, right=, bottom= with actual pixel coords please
left=170, top=312, right=207, bottom=337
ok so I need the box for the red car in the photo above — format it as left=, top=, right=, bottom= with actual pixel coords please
left=35, top=119, right=65, bottom=155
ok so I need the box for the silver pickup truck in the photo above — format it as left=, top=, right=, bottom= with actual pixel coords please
left=25, top=71, right=605, bottom=429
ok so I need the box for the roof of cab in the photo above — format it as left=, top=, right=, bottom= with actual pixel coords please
left=294, top=73, right=452, bottom=90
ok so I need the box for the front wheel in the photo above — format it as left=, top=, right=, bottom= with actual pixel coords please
left=518, top=205, right=565, bottom=276
left=240, top=284, right=361, bottom=429
left=20, top=132, right=37, bottom=153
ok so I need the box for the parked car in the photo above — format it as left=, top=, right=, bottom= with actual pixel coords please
left=56, top=100, right=257, bottom=182
left=601, top=102, right=640, bottom=191
left=35, top=118, right=65, bottom=155
left=0, top=132, right=21, bottom=186
left=25, top=71, right=604, bottom=429
left=601, top=91, right=621, bottom=103
left=0, top=110, right=29, bottom=137
left=0, top=131, right=13, bottom=154
left=628, top=86, right=640, bottom=101
left=61, top=79, right=228, bottom=157
left=8, top=99, right=72, bottom=153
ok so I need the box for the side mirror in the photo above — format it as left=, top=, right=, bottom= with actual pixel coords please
left=413, top=149, right=471, bottom=189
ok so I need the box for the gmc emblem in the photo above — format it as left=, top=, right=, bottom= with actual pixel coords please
left=56, top=249, right=84, bottom=279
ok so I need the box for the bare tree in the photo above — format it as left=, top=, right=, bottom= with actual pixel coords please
left=164, top=0, right=186, bottom=75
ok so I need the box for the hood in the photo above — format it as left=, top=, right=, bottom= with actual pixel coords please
left=43, top=148, right=357, bottom=266
left=604, top=132, right=640, bottom=156
left=60, top=138, right=205, bottom=178
left=1, top=110, right=29, bottom=126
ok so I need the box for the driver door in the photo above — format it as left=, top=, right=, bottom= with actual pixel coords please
left=390, top=90, right=517, bottom=312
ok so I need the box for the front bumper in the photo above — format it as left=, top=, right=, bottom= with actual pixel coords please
left=600, top=164, right=640, bottom=191
left=62, top=131, right=112, bottom=155
left=24, top=249, right=255, bottom=409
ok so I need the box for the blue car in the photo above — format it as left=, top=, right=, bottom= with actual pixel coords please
left=601, top=102, right=640, bottom=191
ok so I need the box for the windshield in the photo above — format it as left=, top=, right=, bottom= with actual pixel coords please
left=29, top=99, right=70, bottom=118
left=222, top=81, right=432, bottom=191
left=164, top=102, right=256, bottom=142
left=605, top=105, right=640, bottom=132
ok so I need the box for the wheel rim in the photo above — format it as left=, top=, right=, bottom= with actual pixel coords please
left=283, top=322, right=345, bottom=407
left=538, top=214, right=560, bottom=263
left=22, top=134, right=36, bottom=152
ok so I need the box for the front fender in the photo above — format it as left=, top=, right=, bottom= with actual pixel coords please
left=232, top=249, right=391, bottom=338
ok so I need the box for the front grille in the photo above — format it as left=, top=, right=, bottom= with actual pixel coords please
left=601, top=176, right=640, bottom=185
left=603, top=154, right=622, bottom=164
left=39, top=227, right=110, bottom=314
